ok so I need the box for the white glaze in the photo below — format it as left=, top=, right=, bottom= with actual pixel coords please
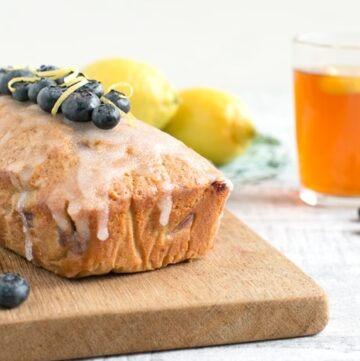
left=224, top=178, right=234, bottom=192
left=16, top=192, right=33, bottom=261
left=0, top=97, right=228, bottom=245
left=158, top=194, right=173, bottom=226
left=97, top=207, right=109, bottom=241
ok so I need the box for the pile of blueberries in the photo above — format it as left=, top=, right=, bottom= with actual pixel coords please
left=0, top=65, right=131, bottom=129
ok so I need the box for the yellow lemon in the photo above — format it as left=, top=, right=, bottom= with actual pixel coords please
left=164, top=88, right=256, bottom=165
left=82, top=58, right=178, bottom=128
left=320, top=66, right=360, bottom=94
left=320, top=74, right=360, bottom=94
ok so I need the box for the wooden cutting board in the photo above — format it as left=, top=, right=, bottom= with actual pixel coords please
left=0, top=210, right=328, bottom=361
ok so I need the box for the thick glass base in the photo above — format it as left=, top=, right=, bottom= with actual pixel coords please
left=300, top=188, right=360, bottom=207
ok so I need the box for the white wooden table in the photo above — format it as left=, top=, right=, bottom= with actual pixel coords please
left=90, top=93, right=360, bottom=361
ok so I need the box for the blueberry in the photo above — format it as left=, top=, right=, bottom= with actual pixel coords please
left=37, top=85, right=63, bottom=113
left=56, top=77, right=65, bottom=85
left=0, top=272, right=30, bottom=309
left=0, top=69, right=33, bottom=95
left=92, top=104, right=121, bottom=129
left=79, top=80, right=104, bottom=98
left=61, top=89, right=101, bottom=122
left=37, top=64, right=58, bottom=72
left=104, top=90, right=131, bottom=113
left=12, top=82, right=30, bottom=101
left=0, top=69, right=8, bottom=90
left=117, top=97, right=131, bottom=113
left=28, top=78, right=56, bottom=102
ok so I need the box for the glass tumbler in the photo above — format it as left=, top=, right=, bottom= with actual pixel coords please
left=293, top=33, right=360, bottom=206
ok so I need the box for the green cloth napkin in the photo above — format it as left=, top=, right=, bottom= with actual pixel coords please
left=218, top=134, right=289, bottom=183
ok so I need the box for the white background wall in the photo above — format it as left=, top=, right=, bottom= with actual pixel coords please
left=1, top=0, right=360, bottom=93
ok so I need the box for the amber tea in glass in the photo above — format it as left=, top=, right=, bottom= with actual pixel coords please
left=293, top=33, right=360, bottom=205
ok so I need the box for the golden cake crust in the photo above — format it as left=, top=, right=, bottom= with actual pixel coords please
left=0, top=96, right=230, bottom=277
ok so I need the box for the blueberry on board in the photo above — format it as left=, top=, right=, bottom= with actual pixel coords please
left=0, top=69, right=33, bottom=95
left=37, top=85, right=63, bottom=113
left=0, top=272, right=30, bottom=309
left=79, top=80, right=104, bottom=98
left=61, top=89, right=101, bottom=122
left=92, top=104, right=121, bottom=129
left=12, top=82, right=30, bottom=101
left=28, top=78, right=57, bottom=102
left=104, top=90, right=131, bottom=113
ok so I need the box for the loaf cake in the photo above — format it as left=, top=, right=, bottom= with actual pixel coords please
left=0, top=67, right=231, bottom=278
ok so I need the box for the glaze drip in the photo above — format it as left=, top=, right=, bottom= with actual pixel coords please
left=158, top=194, right=173, bottom=226
left=16, top=192, right=33, bottom=261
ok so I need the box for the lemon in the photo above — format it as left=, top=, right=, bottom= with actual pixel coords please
left=164, top=88, right=256, bottom=165
left=319, top=66, right=360, bottom=94
left=82, top=58, right=178, bottom=128
left=320, top=74, right=360, bottom=94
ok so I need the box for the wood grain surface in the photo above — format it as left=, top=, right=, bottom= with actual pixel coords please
left=0, top=210, right=328, bottom=361
left=91, top=92, right=360, bottom=361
